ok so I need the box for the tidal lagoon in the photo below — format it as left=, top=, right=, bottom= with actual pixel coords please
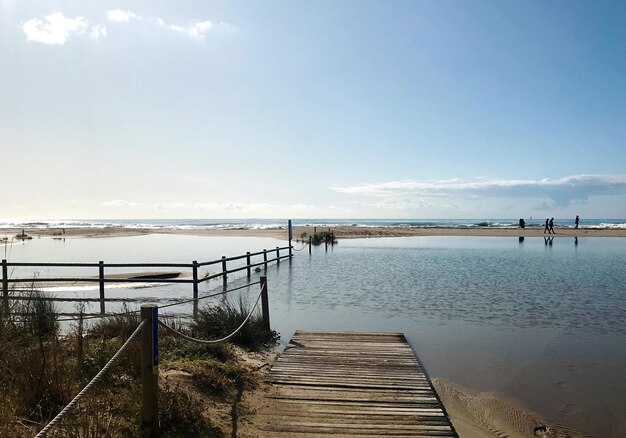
left=4, top=233, right=625, bottom=436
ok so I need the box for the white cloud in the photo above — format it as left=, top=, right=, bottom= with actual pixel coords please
left=23, top=12, right=88, bottom=45
left=100, top=200, right=139, bottom=208
left=331, top=174, right=626, bottom=207
left=107, top=9, right=139, bottom=23
left=371, top=198, right=432, bottom=210
left=187, top=21, right=212, bottom=39
left=159, top=19, right=214, bottom=40
left=89, top=25, right=107, bottom=40
left=25, top=10, right=234, bottom=44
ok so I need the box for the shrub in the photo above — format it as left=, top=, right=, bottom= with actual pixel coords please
left=160, top=381, right=224, bottom=437
left=191, top=295, right=279, bottom=351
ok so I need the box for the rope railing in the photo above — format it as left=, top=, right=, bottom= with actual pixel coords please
left=292, top=242, right=310, bottom=252
left=30, top=276, right=272, bottom=437
left=158, top=284, right=265, bottom=345
left=54, top=280, right=261, bottom=322
left=35, top=320, right=147, bottom=437
left=2, top=244, right=292, bottom=317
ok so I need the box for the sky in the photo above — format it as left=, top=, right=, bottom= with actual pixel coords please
left=1, top=0, right=625, bottom=219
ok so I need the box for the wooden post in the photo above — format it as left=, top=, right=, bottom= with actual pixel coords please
left=140, top=305, right=159, bottom=436
left=246, top=252, right=251, bottom=277
left=308, top=236, right=312, bottom=254
left=276, top=247, right=280, bottom=266
left=221, top=256, right=227, bottom=286
left=263, top=249, right=267, bottom=270
left=2, top=259, right=8, bottom=313
left=325, top=238, right=328, bottom=251
left=98, top=261, right=105, bottom=315
left=260, top=276, right=270, bottom=330
left=288, top=219, right=293, bottom=259
left=192, top=261, right=198, bottom=319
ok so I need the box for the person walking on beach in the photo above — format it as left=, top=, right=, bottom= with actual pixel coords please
left=544, top=218, right=550, bottom=234
left=575, top=215, right=580, bottom=229
left=549, top=217, right=555, bottom=234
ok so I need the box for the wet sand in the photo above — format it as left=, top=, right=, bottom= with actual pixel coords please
left=432, top=379, right=585, bottom=437
left=2, top=225, right=625, bottom=240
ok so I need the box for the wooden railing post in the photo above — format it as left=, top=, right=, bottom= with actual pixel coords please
left=2, top=259, right=8, bottom=313
left=140, top=305, right=159, bottom=436
left=260, top=277, right=270, bottom=330
left=246, top=252, right=251, bottom=277
left=192, top=261, right=198, bottom=319
left=263, top=249, right=267, bottom=270
left=221, top=256, right=227, bottom=286
left=276, top=247, right=280, bottom=266
left=309, top=236, right=312, bottom=254
left=98, top=261, right=105, bottom=315
left=288, top=219, right=293, bottom=260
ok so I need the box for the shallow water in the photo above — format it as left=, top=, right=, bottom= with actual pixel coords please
left=4, top=235, right=626, bottom=437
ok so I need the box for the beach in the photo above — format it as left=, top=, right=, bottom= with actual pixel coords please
left=3, top=224, right=626, bottom=240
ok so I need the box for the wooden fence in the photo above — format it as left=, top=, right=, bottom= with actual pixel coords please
left=2, top=245, right=292, bottom=316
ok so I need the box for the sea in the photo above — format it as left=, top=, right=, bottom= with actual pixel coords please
left=2, top=222, right=625, bottom=437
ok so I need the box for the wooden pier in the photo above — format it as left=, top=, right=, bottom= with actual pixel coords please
left=258, top=330, right=457, bottom=437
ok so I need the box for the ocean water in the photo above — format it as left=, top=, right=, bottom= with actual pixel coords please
left=4, top=234, right=626, bottom=436
left=1, top=217, right=626, bottom=230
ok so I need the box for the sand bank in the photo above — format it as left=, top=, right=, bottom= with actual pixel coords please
left=2, top=225, right=625, bottom=240
left=432, top=378, right=585, bottom=438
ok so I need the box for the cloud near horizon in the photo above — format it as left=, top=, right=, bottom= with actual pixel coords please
left=331, top=174, right=626, bottom=208
left=100, top=200, right=139, bottom=208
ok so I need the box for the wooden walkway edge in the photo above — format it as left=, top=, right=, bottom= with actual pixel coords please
left=257, top=330, right=458, bottom=437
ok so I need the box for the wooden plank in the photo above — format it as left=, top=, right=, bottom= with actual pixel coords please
left=257, top=330, right=457, bottom=437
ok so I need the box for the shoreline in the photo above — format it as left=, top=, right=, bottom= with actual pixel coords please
left=2, top=225, right=626, bottom=240
left=431, top=378, right=586, bottom=437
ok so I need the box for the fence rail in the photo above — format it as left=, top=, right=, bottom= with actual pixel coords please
left=33, top=277, right=271, bottom=437
left=2, top=245, right=292, bottom=317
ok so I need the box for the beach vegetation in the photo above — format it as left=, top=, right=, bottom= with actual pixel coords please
left=311, top=230, right=336, bottom=246
left=191, top=294, right=279, bottom=350
left=0, top=288, right=276, bottom=437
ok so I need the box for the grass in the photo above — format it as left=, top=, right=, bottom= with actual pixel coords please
left=0, top=287, right=278, bottom=437
left=192, top=294, right=279, bottom=350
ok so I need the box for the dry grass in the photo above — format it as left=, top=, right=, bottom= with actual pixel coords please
left=0, top=289, right=278, bottom=437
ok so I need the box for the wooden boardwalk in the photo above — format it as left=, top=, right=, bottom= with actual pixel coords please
left=257, top=330, right=457, bottom=437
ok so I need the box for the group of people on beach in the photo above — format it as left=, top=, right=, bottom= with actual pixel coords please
left=517, top=215, right=580, bottom=233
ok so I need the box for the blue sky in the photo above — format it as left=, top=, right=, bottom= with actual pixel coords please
left=1, top=0, right=625, bottom=219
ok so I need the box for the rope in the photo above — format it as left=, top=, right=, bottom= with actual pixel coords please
left=55, top=281, right=260, bottom=322
left=159, top=281, right=260, bottom=310
left=35, top=320, right=147, bottom=437
left=291, top=242, right=310, bottom=252
left=158, top=285, right=264, bottom=345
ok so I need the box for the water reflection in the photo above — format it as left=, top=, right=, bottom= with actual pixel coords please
left=269, top=237, right=626, bottom=336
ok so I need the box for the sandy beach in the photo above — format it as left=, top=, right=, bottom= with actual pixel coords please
left=2, top=225, right=625, bottom=240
